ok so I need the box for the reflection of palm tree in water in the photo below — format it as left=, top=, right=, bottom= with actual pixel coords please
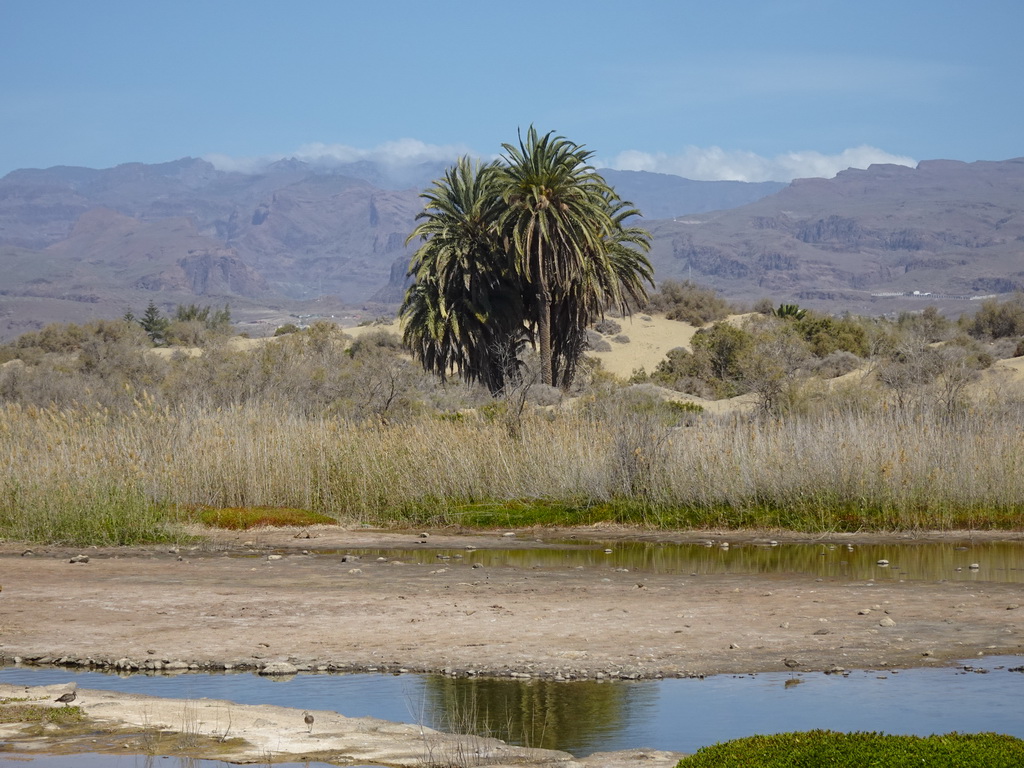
left=422, top=676, right=646, bottom=753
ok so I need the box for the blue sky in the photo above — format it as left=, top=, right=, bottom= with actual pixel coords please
left=2, top=0, right=1021, bottom=181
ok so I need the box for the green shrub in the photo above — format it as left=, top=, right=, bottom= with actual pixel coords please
left=646, top=280, right=732, bottom=326
left=795, top=314, right=869, bottom=357
left=774, top=303, right=807, bottom=320
left=965, top=295, right=1024, bottom=339
left=678, top=731, right=1024, bottom=768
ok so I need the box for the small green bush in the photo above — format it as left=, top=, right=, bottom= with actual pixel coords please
left=678, top=730, right=1024, bottom=768
left=646, top=280, right=732, bottom=326
left=965, top=295, right=1024, bottom=339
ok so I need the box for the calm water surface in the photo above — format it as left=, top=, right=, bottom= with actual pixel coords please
left=304, top=539, right=1024, bottom=583
left=2, top=658, right=1023, bottom=759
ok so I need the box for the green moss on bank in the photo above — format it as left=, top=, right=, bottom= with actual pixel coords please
left=678, top=731, right=1024, bottom=767
left=196, top=506, right=337, bottom=530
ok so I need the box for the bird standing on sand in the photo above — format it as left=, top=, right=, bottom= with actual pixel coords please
left=54, top=691, right=77, bottom=704
left=783, top=658, right=800, bottom=677
left=304, top=711, right=314, bottom=734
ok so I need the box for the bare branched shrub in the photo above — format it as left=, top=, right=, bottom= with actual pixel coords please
left=811, top=350, right=863, bottom=379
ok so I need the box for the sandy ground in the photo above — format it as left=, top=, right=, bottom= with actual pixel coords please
left=1, top=527, right=1022, bottom=764
left=1, top=682, right=591, bottom=767
left=2, top=527, right=1022, bottom=679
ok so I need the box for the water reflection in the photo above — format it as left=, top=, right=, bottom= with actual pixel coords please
left=304, top=540, right=1024, bottom=583
left=418, top=676, right=649, bottom=754
left=3, top=659, right=1023, bottom=757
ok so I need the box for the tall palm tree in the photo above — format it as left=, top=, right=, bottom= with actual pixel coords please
left=498, top=128, right=652, bottom=388
left=403, top=130, right=653, bottom=393
left=401, top=157, right=524, bottom=394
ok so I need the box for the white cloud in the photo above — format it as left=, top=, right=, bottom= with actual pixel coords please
left=204, top=139, right=473, bottom=174
left=206, top=140, right=917, bottom=185
left=602, top=145, right=917, bottom=182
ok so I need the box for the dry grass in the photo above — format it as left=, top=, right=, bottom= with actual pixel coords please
left=2, top=394, right=1024, bottom=542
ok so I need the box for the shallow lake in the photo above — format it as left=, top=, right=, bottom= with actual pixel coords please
left=3, top=656, right=1023, bottom=764
left=301, top=538, right=1024, bottom=583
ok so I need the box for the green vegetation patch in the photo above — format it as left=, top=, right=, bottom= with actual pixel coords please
left=196, top=506, right=337, bottom=530
left=0, top=703, right=86, bottom=725
left=678, top=730, right=1024, bottom=768
left=0, top=481, right=187, bottom=546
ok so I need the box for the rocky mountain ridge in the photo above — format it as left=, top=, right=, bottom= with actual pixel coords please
left=1, top=155, right=1022, bottom=339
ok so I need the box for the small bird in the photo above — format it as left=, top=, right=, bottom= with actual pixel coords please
left=783, top=658, right=801, bottom=677
left=303, top=711, right=314, bottom=734
left=54, top=691, right=77, bottom=704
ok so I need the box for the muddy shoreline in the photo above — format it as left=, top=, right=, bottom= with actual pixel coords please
left=2, top=526, right=1022, bottom=681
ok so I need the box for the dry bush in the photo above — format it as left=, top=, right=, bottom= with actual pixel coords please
left=593, top=319, right=622, bottom=336
left=645, top=280, right=732, bottom=326
left=811, top=350, right=862, bottom=379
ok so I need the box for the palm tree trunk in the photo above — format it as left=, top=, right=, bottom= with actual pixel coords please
left=539, top=288, right=553, bottom=387
left=537, top=245, right=553, bottom=387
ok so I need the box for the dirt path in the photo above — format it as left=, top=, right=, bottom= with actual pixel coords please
left=2, top=527, right=1022, bottom=679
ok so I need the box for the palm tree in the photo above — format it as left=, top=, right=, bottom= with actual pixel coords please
left=401, top=157, right=524, bottom=394
left=498, top=128, right=652, bottom=388
left=403, top=129, right=653, bottom=392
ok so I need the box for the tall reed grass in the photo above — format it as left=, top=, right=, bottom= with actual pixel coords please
left=1, top=398, right=1022, bottom=544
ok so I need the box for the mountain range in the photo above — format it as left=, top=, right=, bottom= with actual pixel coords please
left=1, top=154, right=1021, bottom=340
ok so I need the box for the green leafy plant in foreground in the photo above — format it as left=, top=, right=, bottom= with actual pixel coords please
left=678, top=730, right=1024, bottom=767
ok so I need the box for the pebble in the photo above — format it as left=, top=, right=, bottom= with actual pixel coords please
left=259, top=662, right=298, bottom=676
left=879, top=617, right=897, bottom=627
